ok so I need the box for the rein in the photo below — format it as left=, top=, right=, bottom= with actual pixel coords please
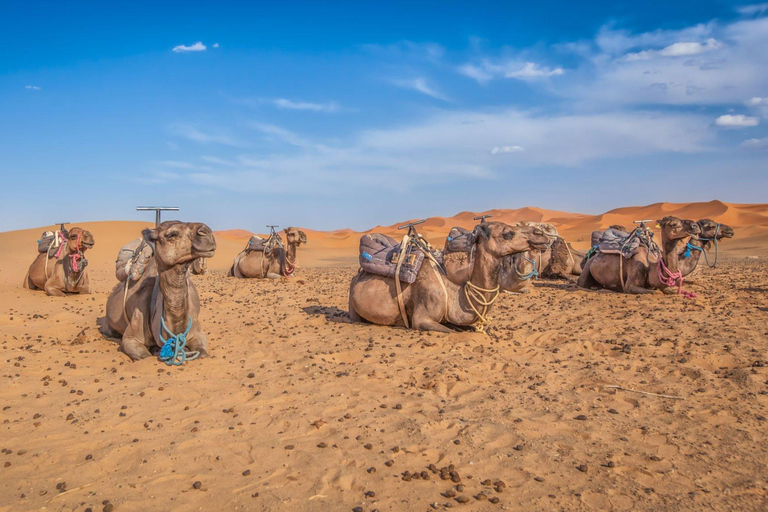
left=657, top=254, right=697, bottom=299
left=683, top=224, right=720, bottom=268
left=158, top=317, right=199, bottom=366
left=512, top=254, right=538, bottom=281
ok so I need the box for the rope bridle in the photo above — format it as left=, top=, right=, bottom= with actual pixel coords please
left=463, top=280, right=500, bottom=333
left=683, top=223, right=720, bottom=268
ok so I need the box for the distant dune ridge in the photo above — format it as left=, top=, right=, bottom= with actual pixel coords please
left=1, top=201, right=766, bottom=283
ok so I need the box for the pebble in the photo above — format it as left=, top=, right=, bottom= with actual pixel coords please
left=576, top=464, right=588, bottom=473
left=242, top=470, right=251, bottom=476
left=285, top=445, right=295, bottom=450
left=317, top=442, right=327, bottom=448
left=192, top=481, right=202, bottom=489
left=455, top=496, right=470, bottom=504
left=575, top=415, right=587, bottom=421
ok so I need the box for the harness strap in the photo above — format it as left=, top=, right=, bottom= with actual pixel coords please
left=158, top=317, right=198, bottom=366
left=394, top=234, right=411, bottom=329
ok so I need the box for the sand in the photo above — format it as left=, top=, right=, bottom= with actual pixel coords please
left=1, top=201, right=767, bottom=511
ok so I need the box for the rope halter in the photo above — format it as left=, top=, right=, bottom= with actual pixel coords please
left=463, top=280, right=500, bottom=332
left=158, top=317, right=199, bottom=366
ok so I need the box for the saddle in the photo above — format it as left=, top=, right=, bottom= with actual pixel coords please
left=594, top=227, right=658, bottom=259
left=37, top=230, right=67, bottom=256
left=245, top=233, right=282, bottom=255
left=359, top=233, right=426, bottom=284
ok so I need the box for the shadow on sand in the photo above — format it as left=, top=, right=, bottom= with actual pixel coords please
left=303, top=305, right=349, bottom=323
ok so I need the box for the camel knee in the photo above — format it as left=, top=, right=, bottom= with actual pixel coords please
left=122, top=338, right=152, bottom=361
left=44, top=283, right=66, bottom=297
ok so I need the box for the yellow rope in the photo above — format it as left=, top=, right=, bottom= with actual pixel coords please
left=463, top=280, right=500, bottom=332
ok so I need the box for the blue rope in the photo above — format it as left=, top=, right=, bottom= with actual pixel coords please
left=158, top=317, right=198, bottom=366
left=514, top=255, right=539, bottom=281
left=683, top=242, right=704, bottom=259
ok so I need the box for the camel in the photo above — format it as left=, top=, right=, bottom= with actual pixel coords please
left=499, top=251, right=538, bottom=293
left=577, top=217, right=701, bottom=294
left=229, top=227, right=307, bottom=278
left=678, top=219, right=734, bottom=277
left=348, top=221, right=550, bottom=332
left=23, top=227, right=95, bottom=296
left=516, top=222, right=582, bottom=278
left=103, top=221, right=216, bottom=362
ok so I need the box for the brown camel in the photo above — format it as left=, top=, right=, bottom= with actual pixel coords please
left=103, top=221, right=216, bottom=361
left=229, top=227, right=307, bottom=278
left=577, top=217, right=700, bottom=294
left=348, top=221, right=550, bottom=332
left=23, top=227, right=95, bottom=296
left=516, top=222, right=582, bottom=278
left=678, top=219, right=734, bottom=277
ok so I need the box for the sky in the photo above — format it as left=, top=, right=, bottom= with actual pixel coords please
left=1, top=0, right=767, bottom=232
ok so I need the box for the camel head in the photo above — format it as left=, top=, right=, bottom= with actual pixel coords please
left=145, top=221, right=217, bottom=268
left=284, top=227, right=307, bottom=246
left=697, top=219, right=734, bottom=241
left=656, top=216, right=700, bottom=241
left=66, top=227, right=95, bottom=253
left=475, top=221, right=551, bottom=258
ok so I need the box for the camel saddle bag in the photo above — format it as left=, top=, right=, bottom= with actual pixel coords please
left=359, top=233, right=425, bottom=284
left=116, top=237, right=155, bottom=281
left=597, top=228, right=656, bottom=259
left=38, top=230, right=65, bottom=254
left=246, top=234, right=282, bottom=255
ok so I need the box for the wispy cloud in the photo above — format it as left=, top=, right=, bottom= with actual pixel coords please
left=715, top=114, right=759, bottom=127
left=392, top=77, right=450, bottom=101
left=458, top=59, right=564, bottom=83
left=25, top=85, right=41, bottom=90
left=741, top=137, right=768, bottom=149
left=736, top=3, right=768, bottom=15
left=746, top=97, right=768, bottom=106
left=248, top=122, right=319, bottom=148
left=172, top=41, right=207, bottom=53
left=491, top=145, right=525, bottom=155
left=272, top=98, right=340, bottom=112
left=169, top=124, right=242, bottom=146
left=625, top=38, right=722, bottom=60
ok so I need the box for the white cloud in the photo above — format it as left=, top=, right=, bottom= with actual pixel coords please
left=392, top=77, right=450, bottom=101
left=458, top=59, right=564, bottom=83
left=272, top=98, right=340, bottom=112
left=201, top=155, right=235, bottom=166
left=741, top=137, right=768, bottom=149
left=25, top=85, right=41, bottom=90
left=746, top=97, right=768, bottom=106
left=715, top=114, right=759, bottom=127
left=169, top=124, right=241, bottom=146
left=625, top=38, right=722, bottom=61
left=737, top=3, right=768, bottom=15
left=506, top=62, right=564, bottom=78
left=249, top=122, right=318, bottom=148
left=172, top=42, right=207, bottom=53
left=491, top=145, right=525, bottom=154
left=213, top=43, right=220, bottom=48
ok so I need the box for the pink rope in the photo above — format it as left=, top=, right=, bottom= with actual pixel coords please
left=54, top=231, right=68, bottom=258
left=657, top=258, right=697, bottom=299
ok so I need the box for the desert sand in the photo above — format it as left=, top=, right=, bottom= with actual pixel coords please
left=1, top=200, right=767, bottom=512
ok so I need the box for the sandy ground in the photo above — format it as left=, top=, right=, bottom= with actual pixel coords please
left=2, top=201, right=768, bottom=512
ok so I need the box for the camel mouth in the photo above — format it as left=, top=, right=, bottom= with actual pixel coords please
left=194, top=249, right=216, bottom=258
left=81, top=241, right=95, bottom=249
left=528, top=241, right=550, bottom=251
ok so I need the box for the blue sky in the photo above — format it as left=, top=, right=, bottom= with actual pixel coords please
left=2, top=1, right=767, bottom=232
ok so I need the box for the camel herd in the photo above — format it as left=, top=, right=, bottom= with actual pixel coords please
left=22, top=215, right=734, bottom=363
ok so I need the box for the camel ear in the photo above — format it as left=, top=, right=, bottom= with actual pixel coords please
left=143, top=228, right=159, bottom=242
left=472, top=224, right=490, bottom=241
left=655, top=219, right=662, bottom=228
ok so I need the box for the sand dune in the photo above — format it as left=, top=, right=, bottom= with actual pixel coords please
left=1, top=201, right=767, bottom=512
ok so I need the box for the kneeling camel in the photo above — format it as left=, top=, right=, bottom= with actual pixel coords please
left=24, top=227, right=95, bottom=296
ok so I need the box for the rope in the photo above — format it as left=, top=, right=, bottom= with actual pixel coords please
left=463, top=280, right=500, bottom=333
left=513, top=254, right=538, bottom=281
left=394, top=234, right=411, bottom=329
left=158, top=317, right=198, bottom=366
left=683, top=224, right=720, bottom=268
left=426, top=257, right=449, bottom=322
left=657, top=257, right=697, bottom=299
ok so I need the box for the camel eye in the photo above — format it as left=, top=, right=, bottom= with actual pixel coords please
left=502, top=231, right=514, bottom=240
left=165, top=231, right=179, bottom=240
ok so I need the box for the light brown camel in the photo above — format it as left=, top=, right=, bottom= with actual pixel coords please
left=23, top=227, right=95, bottom=296
left=577, top=217, right=700, bottom=294
left=103, top=221, right=216, bottom=361
left=229, top=227, right=307, bottom=278
left=348, top=221, right=550, bottom=332
left=678, top=219, right=734, bottom=277
left=516, top=222, right=582, bottom=278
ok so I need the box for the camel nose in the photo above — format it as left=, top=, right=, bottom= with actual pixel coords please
left=197, top=225, right=212, bottom=237
left=533, top=228, right=544, bottom=236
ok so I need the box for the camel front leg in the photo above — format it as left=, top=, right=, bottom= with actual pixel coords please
left=185, top=329, right=209, bottom=358
left=121, top=309, right=152, bottom=361
left=625, top=284, right=656, bottom=294
left=44, top=275, right=67, bottom=297
left=412, top=317, right=456, bottom=333
left=266, top=272, right=283, bottom=279
left=23, top=272, right=36, bottom=290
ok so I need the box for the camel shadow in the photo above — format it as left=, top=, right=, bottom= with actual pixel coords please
left=533, top=280, right=579, bottom=292
left=303, top=305, right=350, bottom=323
left=743, top=287, right=768, bottom=293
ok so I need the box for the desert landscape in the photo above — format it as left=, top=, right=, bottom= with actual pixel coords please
left=1, top=200, right=767, bottom=511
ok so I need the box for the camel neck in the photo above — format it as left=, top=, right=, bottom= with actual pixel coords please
left=467, top=245, right=502, bottom=294
left=660, top=235, right=684, bottom=273
left=285, top=243, right=298, bottom=266
left=158, top=263, right=190, bottom=334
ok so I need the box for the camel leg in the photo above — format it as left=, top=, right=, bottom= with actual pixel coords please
left=227, top=264, right=235, bottom=277
left=266, top=272, right=282, bottom=279
left=23, top=272, right=37, bottom=290
left=44, top=277, right=67, bottom=297
left=186, top=331, right=209, bottom=358
left=121, top=309, right=152, bottom=361
left=412, top=318, right=455, bottom=333
left=625, top=284, right=656, bottom=294
left=577, top=261, right=598, bottom=289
